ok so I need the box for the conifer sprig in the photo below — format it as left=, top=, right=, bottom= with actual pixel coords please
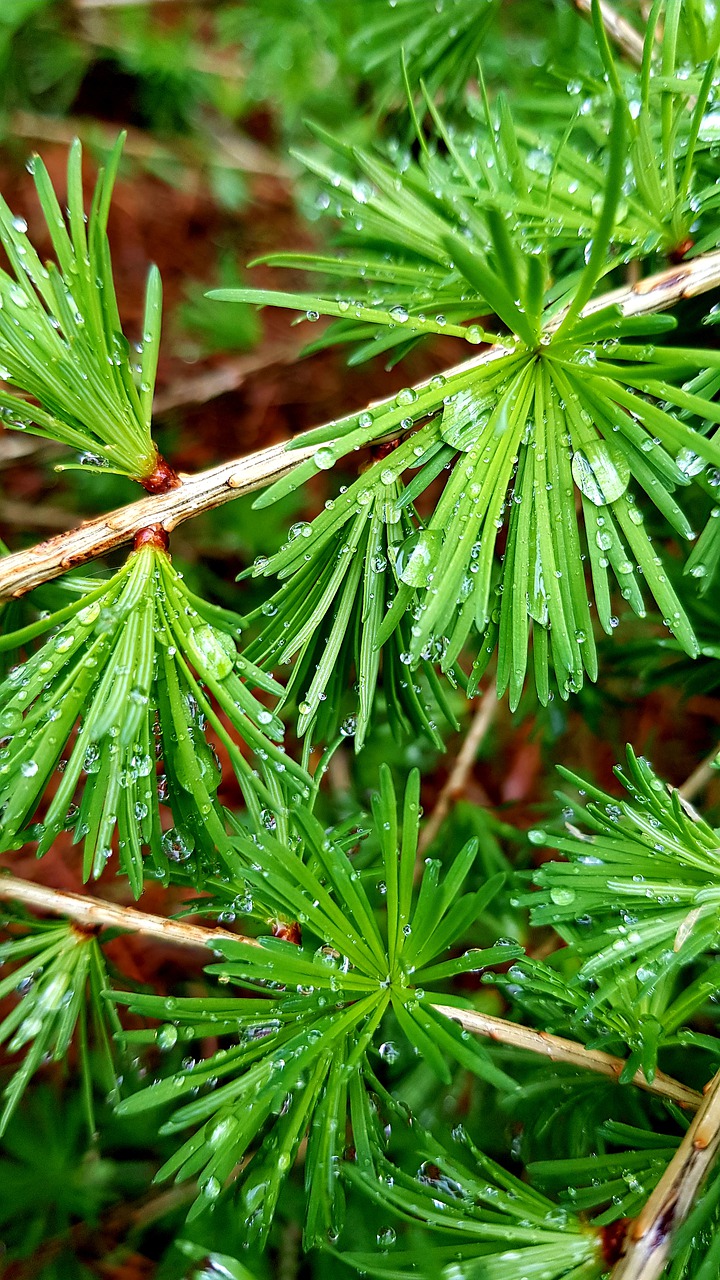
left=3, top=2, right=720, bottom=1273
left=235, top=298, right=720, bottom=712
left=115, top=768, right=520, bottom=1244
left=225, top=0, right=720, bottom=369
left=0, top=135, right=162, bottom=481
left=529, top=1118, right=681, bottom=1228
left=214, top=85, right=720, bottom=713
left=346, top=1123, right=607, bottom=1280
left=0, top=543, right=309, bottom=894
left=0, top=913, right=121, bottom=1135
left=521, top=748, right=720, bottom=1072
left=590, top=0, right=720, bottom=258
left=242, top=473, right=459, bottom=748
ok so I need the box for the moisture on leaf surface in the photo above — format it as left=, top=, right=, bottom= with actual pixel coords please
left=116, top=768, right=520, bottom=1244
left=0, top=543, right=309, bottom=893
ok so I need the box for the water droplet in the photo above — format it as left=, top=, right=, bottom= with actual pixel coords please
left=156, top=1024, right=178, bottom=1050
left=313, top=447, right=335, bottom=470
left=572, top=440, right=630, bottom=506
left=550, top=887, right=576, bottom=906
left=288, top=522, right=312, bottom=540
left=161, top=826, right=195, bottom=863
left=377, top=1226, right=397, bottom=1247
left=186, top=625, right=236, bottom=680
left=0, top=708, right=22, bottom=733
left=396, top=387, right=418, bottom=407
left=395, top=529, right=441, bottom=587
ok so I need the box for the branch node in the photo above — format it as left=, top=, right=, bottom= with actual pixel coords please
left=133, top=524, right=171, bottom=553
left=140, top=454, right=182, bottom=495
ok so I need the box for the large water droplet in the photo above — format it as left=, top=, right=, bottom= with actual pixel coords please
left=156, top=1024, right=178, bottom=1050
left=395, top=529, right=442, bottom=587
left=161, top=826, right=195, bottom=863
left=186, top=625, right=236, bottom=680
left=571, top=440, right=630, bottom=506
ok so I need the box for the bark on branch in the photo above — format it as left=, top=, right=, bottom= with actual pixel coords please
left=611, top=1071, right=720, bottom=1280
left=2, top=248, right=720, bottom=601
left=0, top=873, right=260, bottom=950
left=0, top=441, right=316, bottom=599
left=0, top=874, right=702, bottom=1112
left=431, top=1004, right=703, bottom=1113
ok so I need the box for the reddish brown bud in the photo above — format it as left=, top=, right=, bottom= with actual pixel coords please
left=140, top=454, right=182, bottom=494
left=133, top=524, right=170, bottom=552
left=669, top=238, right=694, bottom=264
left=272, top=919, right=302, bottom=946
left=372, top=438, right=401, bottom=461
left=601, top=1218, right=631, bottom=1265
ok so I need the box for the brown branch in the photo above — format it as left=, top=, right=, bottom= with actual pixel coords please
left=611, top=1071, right=720, bottom=1279
left=151, top=341, right=300, bottom=415
left=417, top=687, right=499, bottom=864
left=2, top=249, right=720, bottom=601
left=0, top=440, right=316, bottom=599
left=573, top=0, right=645, bottom=64
left=0, top=874, right=701, bottom=1111
left=678, top=746, right=719, bottom=803
left=431, top=1004, right=703, bottom=1112
left=0, top=874, right=260, bottom=951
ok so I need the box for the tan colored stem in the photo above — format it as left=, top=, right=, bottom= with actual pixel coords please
left=418, top=687, right=498, bottom=863
left=3, top=249, right=720, bottom=601
left=611, top=1071, right=720, bottom=1279
left=678, top=746, right=719, bottom=803
left=573, top=0, right=645, bottom=64
left=0, top=874, right=259, bottom=950
left=0, top=874, right=701, bottom=1111
left=0, top=441, right=316, bottom=599
left=431, top=1004, right=702, bottom=1112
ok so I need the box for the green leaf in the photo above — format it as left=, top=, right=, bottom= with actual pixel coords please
left=0, top=916, right=121, bottom=1134
left=0, top=136, right=160, bottom=479
left=115, top=773, right=517, bottom=1241
left=0, top=545, right=309, bottom=893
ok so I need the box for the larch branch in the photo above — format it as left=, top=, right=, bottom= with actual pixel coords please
left=0, top=874, right=260, bottom=950
left=611, top=1071, right=720, bottom=1280
left=0, top=441, right=317, bottom=600
left=431, top=1004, right=703, bottom=1113
left=2, top=249, right=720, bottom=601
left=0, top=874, right=702, bottom=1111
